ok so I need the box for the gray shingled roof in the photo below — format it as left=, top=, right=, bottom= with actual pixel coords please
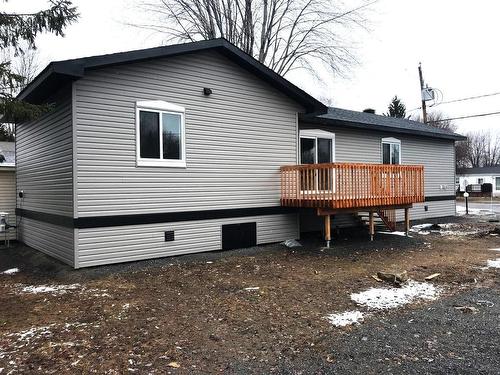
left=300, top=107, right=466, bottom=141
left=457, top=166, right=500, bottom=175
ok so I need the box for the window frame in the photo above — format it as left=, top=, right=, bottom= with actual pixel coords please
left=135, top=100, right=186, bottom=168
left=299, top=129, right=335, bottom=164
left=381, top=137, right=402, bottom=165
left=495, top=176, right=500, bottom=191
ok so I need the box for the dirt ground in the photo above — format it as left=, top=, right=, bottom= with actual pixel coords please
left=0, top=217, right=499, bottom=374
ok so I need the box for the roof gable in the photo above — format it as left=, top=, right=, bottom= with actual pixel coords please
left=18, top=38, right=326, bottom=114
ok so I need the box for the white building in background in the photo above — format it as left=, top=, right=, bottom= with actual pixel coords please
left=0, top=141, right=16, bottom=240
left=457, top=166, right=500, bottom=196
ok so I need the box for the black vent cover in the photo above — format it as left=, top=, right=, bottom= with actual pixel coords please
left=164, top=231, right=175, bottom=242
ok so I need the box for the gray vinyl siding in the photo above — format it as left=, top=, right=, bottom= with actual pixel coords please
left=18, top=218, right=74, bottom=265
left=0, top=170, right=16, bottom=240
left=74, top=50, right=302, bottom=217
left=16, top=94, right=74, bottom=265
left=77, top=213, right=298, bottom=267
left=300, top=123, right=456, bottom=222
left=71, top=50, right=302, bottom=266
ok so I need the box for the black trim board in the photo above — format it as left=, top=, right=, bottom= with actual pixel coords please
left=425, top=195, right=456, bottom=202
left=16, top=208, right=74, bottom=228
left=17, top=206, right=297, bottom=229
left=17, top=196, right=456, bottom=229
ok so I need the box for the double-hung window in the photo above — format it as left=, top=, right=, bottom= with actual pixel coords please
left=136, top=100, right=186, bottom=167
left=381, top=137, right=401, bottom=165
left=496, top=177, right=500, bottom=191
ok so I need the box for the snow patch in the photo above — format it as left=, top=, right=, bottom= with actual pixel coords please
left=325, top=310, right=364, bottom=327
left=351, top=280, right=440, bottom=310
left=456, top=205, right=495, bottom=216
left=378, top=231, right=411, bottom=237
left=410, top=223, right=433, bottom=231
left=244, top=287, right=260, bottom=291
left=486, top=259, right=500, bottom=269
left=1, top=268, right=19, bottom=275
left=19, top=284, right=80, bottom=295
left=7, top=325, right=55, bottom=343
left=412, top=222, right=482, bottom=236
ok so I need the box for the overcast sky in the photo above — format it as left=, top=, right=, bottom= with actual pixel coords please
left=11, top=0, right=500, bottom=134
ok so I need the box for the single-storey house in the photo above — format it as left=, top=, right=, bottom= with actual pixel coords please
left=457, top=166, right=500, bottom=196
left=16, top=38, right=465, bottom=268
left=0, top=141, right=16, bottom=241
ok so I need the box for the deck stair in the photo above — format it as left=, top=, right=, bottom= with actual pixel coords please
left=357, top=210, right=397, bottom=232
left=280, top=162, right=422, bottom=244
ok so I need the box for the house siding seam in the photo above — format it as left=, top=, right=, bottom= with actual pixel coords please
left=16, top=93, right=75, bottom=266
left=76, top=213, right=298, bottom=267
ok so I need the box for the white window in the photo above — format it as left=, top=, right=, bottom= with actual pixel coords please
left=136, top=100, right=186, bottom=167
left=299, top=129, right=335, bottom=164
left=496, top=177, right=500, bottom=191
left=382, top=137, right=401, bottom=165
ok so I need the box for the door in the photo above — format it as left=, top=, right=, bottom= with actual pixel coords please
left=300, top=136, right=333, bottom=191
left=300, top=137, right=333, bottom=164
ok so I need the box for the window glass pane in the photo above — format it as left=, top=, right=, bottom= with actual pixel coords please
left=382, top=143, right=391, bottom=164
left=496, top=177, right=500, bottom=190
left=162, top=113, right=182, bottom=160
left=300, top=138, right=315, bottom=164
left=391, top=143, right=400, bottom=164
left=139, top=111, right=160, bottom=159
left=317, top=138, right=332, bottom=163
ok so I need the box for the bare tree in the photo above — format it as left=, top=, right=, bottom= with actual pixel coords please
left=412, top=110, right=457, bottom=132
left=482, top=131, right=500, bottom=167
left=457, top=130, right=500, bottom=168
left=11, top=48, right=40, bottom=92
left=455, top=139, right=469, bottom=169
left=134, top=0, right=375, bottom=76
left=465, top=131, right=486, bottom=168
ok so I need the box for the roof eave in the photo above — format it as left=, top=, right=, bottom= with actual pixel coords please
left=17, top=38, right=326, bottom=113
left=17, top=62, right=84, bottom=103
left=300, top=114, right=467, bottom=141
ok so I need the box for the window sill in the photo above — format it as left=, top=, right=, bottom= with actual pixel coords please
left=137, top=159, right=187, bottom=168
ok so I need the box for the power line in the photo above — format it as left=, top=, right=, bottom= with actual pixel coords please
left=438, top=91, right=500, bottom=105
left=407, top=91, right=500, bottom=112
left=432, top=110, right=500, bottom=122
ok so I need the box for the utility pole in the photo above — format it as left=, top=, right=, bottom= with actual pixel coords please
left=418, top=62, right=428, bottom=123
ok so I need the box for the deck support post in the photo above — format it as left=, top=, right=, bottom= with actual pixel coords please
left=404, top=207, right=410, bottom=236
left=324, top=214, right=331, bottom=247
left=369, top=211, right=374, bottom=241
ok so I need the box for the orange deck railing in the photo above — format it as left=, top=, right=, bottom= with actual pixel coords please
left=280, top=163, right=424, bottom=209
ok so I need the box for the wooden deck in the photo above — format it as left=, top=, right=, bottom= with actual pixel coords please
left=280, top=163, right=425, bottom=210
